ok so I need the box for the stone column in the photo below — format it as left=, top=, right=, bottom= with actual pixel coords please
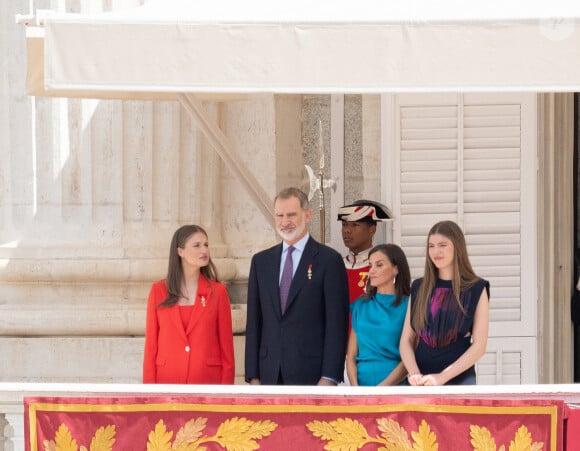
left=537, top=92, right=574, bottom=383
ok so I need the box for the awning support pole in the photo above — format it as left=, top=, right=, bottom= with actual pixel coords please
left=178, top=93, right=275, bottom=228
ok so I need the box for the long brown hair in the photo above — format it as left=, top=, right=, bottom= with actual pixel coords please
left=363, top=244, right=411, bottom=306
left=158, top=225, right=218, bottom=308
left=411, top=220, right=480, bottom=330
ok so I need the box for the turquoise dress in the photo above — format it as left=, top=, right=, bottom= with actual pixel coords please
left=351, top=293, right=408, bottom=386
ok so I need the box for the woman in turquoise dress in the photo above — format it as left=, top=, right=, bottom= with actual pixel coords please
left=346, top=244, right=411, bottom=386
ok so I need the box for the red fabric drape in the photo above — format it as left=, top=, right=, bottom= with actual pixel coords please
left=25, top=394, right=563, bottom=450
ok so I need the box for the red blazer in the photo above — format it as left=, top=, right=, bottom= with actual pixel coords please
left=143, top=275, right=235, bottom=384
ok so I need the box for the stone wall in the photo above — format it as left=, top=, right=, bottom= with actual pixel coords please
left=2, top=1, right=276, bottom=385
left=2, top=1, right=385, bottom=385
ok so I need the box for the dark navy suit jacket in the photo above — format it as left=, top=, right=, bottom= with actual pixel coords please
left=244, top=236, right=349, bottom=385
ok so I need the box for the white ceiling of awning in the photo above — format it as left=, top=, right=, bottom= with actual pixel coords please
left=24, top=0, right=580, bottom=97
left=50, top=0, right=580, bottom=24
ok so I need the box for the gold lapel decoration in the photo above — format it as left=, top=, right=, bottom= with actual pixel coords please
left=200, top=295, right=206, bottom=307
left=307, top=264, right=313, bottom=280
left=357, top=272, right=368, bottom=288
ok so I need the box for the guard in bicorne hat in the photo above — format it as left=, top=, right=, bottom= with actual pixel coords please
left=337, top=200, right=392, bottom=304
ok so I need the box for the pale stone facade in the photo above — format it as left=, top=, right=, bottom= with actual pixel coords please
left=1, top=0, right=385, bottom=387
left=1, top=0, right=575, bottom=395
left=2, top=3, right=579, bottom=451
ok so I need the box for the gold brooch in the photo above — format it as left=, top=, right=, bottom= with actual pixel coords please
left=201, top=296, right=206, bottom=307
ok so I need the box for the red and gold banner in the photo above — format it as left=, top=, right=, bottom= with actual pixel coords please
left=25, top=394, right=562, bottom=450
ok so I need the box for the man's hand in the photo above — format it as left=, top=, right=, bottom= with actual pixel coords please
left=317, top=378, right=337, bottom=386
left=249, top=378, right=261, bottom=385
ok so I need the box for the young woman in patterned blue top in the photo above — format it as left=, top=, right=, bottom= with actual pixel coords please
left=400, top=220, right=490, bottom=386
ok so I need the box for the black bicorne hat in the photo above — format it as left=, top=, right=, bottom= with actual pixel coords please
left=337, top=200, right=392, bottom=223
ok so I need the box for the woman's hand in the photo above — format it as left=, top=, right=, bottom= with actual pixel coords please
left=419, top=373, right=444, bottom=386
left=407, top=373, right=445, bottom=386
left=407, top=373, right=424, bottom=386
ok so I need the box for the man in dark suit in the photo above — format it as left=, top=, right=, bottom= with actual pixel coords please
left=245, top=187, right=349, bottom=385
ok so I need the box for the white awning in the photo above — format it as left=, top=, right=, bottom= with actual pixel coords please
left=20, top=0, right=580, bottom=97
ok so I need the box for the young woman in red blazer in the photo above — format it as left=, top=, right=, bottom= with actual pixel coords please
left=143, top=225, right=235, bottom=384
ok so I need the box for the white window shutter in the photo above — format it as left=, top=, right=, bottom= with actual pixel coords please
left=477, top=337, right=537, bottom=385
left=383, top=93, right=537, bottom=384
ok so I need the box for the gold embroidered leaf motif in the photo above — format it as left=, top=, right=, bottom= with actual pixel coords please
left=382, top=443, right=411, bottom=451
left=173, top=444, right=204, bottom=451
left=470, top=425, right=496, bottom=451
left=147, top=420, right=174, bottom=451
left=377, top=418, right=413, bottom=449
left=509, top=425, right=532, bottom=451
left=173, top=417, right=207, bottom=448
left=307, top=420, right=339, bottom=440
left=43, top=439, right=56, bottom=451
left=410, top=420, right=438, bottom=451
left=327, top=418, right=371, bottom=450
left=307, top=417, right=373, bottom=450
left=213, top=417, right=277, bottom=451
left=52, top=424, right=79, bottom=451
left=509, top=425, right=543, bottom=451
left=173, top=442, right=204, bottom=451
left=89, top=425, right=116, bottom=451
left=243, top=419, right=278, bottom=441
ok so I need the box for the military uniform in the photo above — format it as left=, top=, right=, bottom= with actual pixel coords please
left=343, top=248, right=371, bottom=303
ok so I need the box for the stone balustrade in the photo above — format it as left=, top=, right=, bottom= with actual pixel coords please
left=0, top=253, right=249, bottom=388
